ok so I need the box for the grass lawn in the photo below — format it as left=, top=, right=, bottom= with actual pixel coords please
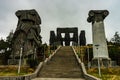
left=87, top=67, right=120, bottom=80
left=0, top=65, right=34, bottom=76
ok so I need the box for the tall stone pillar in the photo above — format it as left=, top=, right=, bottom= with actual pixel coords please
left=49, top=31, right=56, bottom=45
left=79, top=30, right=86, bottom=46
left=11, top=9, right=42, bottom=65
left=57, top=29, right=63, bottom=46
left=87, top=10, right=110, bottom=61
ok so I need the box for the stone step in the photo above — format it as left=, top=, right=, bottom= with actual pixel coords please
left=32, top=78, right=85, bottom=80
left=35, top=46, right=84, bottom=79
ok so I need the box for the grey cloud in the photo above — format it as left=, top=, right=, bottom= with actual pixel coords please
left=0, top=0, right=120, bottom=44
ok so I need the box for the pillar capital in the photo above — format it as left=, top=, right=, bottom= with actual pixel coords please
left=87, top=10, right=109, bottom=23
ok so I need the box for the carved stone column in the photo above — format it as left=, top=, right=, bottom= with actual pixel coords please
left=79, top=30, right=86, bottom=46
left=11, top=9, right=42, bottom=65
left=49, top=31, right=56, bottom=45
left=57, top=29, right=63, bottom=46
left=87, top=10, right=110, bottom=61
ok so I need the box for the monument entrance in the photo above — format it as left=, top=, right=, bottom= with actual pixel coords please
left=57, top=27, right=78, bottom=46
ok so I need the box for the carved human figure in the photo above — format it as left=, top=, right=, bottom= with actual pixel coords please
left=12, top=9, right=42, bottom=60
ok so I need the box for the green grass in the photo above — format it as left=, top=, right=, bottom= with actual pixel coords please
left=0, top=65, right=34, bottom=76
left=87, top=67, right=120, bottom=80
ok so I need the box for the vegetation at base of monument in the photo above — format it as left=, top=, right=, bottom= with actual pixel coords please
left=26, top=45, right=55, bottom=68
left=108, top=46, right=120, bottom=65
left=74, top=46, right=93, bottom=65
left=44, top=44, right=51, bottom=58
left=50, top=45, right=57, bottom=50
left=0, top=65, right=34, bottom=76
left=107, top=32, right=120, bottom=65
left=87, top=67, right=120, bottom=80
left=74, top=44, right=120, bottom=66
left=27, top=58, right=38, bottom=68
left=0, top=31, right=13, bottom=65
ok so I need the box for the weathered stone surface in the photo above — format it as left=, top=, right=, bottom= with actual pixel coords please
left=79, top=30, right=86, bottom=46
left=49, top=31, right=57, bottom=45
left=56, top=27, right=78, bottom=46
left=87, top=10, right=110, bottom=60
left=11, top=9, right=42, bottom=63
left=87, top=10, right=109, bottom=22
left=64, top=33, right=70, bottom=46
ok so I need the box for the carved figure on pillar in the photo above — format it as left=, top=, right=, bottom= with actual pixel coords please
left=87, top=10, right=110, bottom=66
left=11, top=9, right=42, bottom=63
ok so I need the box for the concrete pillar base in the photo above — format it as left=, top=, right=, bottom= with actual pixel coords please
left=91, top=57, right=111, bottom=68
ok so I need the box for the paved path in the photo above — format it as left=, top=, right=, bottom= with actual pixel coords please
left=32, top=46, right=85, bottom=80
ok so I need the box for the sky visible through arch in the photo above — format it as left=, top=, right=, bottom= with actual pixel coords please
left=0, top=0, right=120, bottom=44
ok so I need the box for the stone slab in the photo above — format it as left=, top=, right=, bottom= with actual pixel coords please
left=32, top=78, right=85, bottom=80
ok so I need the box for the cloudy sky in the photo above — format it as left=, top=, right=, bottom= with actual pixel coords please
left=0, top=0, right=120, bottom=44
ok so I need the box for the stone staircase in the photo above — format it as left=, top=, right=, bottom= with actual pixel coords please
left=33, top=46, right=85, bottom=80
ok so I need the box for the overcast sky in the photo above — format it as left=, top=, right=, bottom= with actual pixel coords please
left=0, top=0, right=120, bottom=44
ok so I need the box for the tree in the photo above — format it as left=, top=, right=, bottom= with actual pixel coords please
left=108, top=32, right=120, bottom=65
left=0, top=39, right=8, bottom=53
left=111, top=32, right=120, bottom=45
left=0, top=30, right=13, bottom=65
left=0, top=39, right=9, bottom=64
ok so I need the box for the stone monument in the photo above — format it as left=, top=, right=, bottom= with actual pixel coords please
left=57, top=27, right=78, bottom=46
left=87, top=10, right=110, bottom=66
left=79, top=30, right=86, bottom=46
left=49, top=31, right=57, bottom=45
left=11, top=9, right=42, bottom=65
